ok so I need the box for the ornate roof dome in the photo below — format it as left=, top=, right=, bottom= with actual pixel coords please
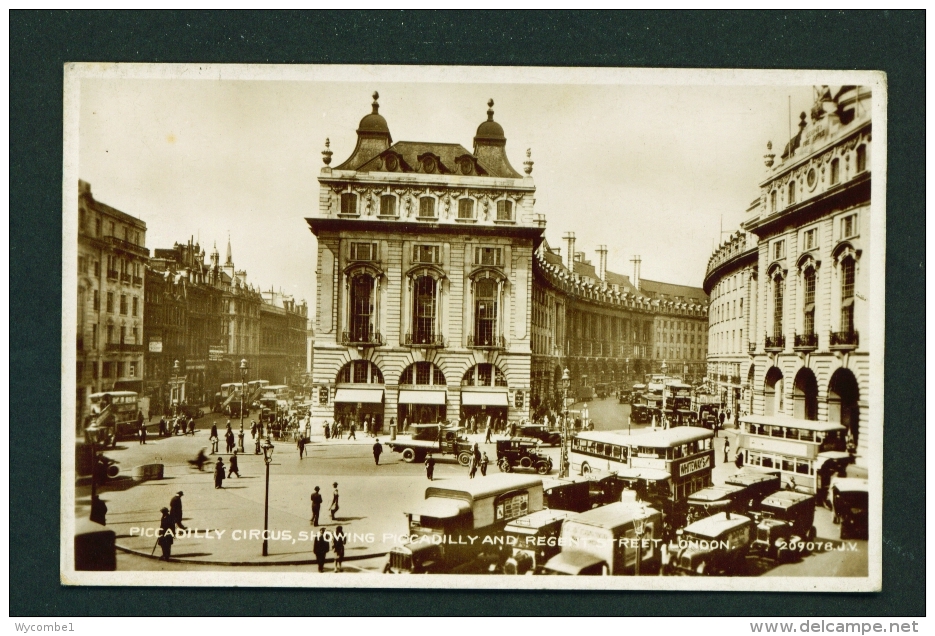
left=474, top=99, right=505, bottom=141
left=357, top=91, right=390, bottom=135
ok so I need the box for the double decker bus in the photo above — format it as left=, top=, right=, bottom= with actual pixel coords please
left=737, top=414, right=850, bottom=495
left=88, top=391, right=140, bottom=445
left=569, top=427, right=716, bottom=525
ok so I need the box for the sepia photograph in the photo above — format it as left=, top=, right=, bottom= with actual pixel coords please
left=61, top=64, right=885, bottom=591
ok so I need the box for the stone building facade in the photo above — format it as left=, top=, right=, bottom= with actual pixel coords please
left=308, top=94, right=543, bottom=431
left=259, top=290, right=309, bottom=386
left=713, top=85, right=872, bottom=468
left=76, top=180, right=148, bottom=428
left=641, top=279, right=710, bottom=382
left=703, top=229, right=759, bottom=412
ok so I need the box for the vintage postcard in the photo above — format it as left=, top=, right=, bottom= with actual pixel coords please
left=62, top=64, right=885, bottom=591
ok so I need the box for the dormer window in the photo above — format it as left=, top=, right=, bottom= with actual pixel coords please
left=380, top=194, right=397, bottom=217
left=419, top=197, right=436, bottom=219
left=458, top=198, right=475, bottom=220
left=496, top=200, right=513, bottom=221
left=421, top=156, right=438, bottom=174
left=341, top=192, right=358, bottom=215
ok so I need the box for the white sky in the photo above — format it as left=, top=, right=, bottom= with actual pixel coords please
left=78, top=72, right=816, bottom=306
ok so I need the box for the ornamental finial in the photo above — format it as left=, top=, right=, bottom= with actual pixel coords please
left=523, top=148, right=534, bottom=175
left=322, top=138, right=333, bottom=166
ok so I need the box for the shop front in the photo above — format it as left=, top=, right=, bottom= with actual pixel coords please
left=333, top=387, right=385, bottom=433
left=460, top=390, right=509, bottom=433
left=397, top=389, right=447, bottom=430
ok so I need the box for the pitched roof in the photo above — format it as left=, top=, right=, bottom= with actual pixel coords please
left=639, top=278, right=708, bottom=303
left=355, top=141, right=509, bottom=177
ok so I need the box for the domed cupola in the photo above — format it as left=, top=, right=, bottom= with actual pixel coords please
left=472, top=99, right=522, bottom=178
left=334, top=91, right=393, bottom=171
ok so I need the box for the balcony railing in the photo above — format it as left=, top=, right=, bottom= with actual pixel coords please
left=341, top=331, right=384, bottom=347
left=830, top=330, right=859, bottom=349
left=106, top=269, right=119, bottom=281
left=132, top=275, right=143, bottom=286
left=748, top=342, right=757, bottom=354
left=794, top=332, right=819, bottom=350
left=404, top=332, right=447, bottom=348
left=467, top=333, right=508, bottom=350
left=104, top=235, right=150, bottom=258
left=120, top=273, right=132, bottom=284
left=764, top=335, right=785, bottom=351
left=105, top=342, right=144, bottom=352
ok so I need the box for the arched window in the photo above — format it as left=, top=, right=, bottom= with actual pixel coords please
left=802, top=267, right=816, bottom=336
left=828, top=368, right=860, bottom=446
left=349, top=274, right=374, bottom=343
left=461, top=363, right=508, bottom=387
left=764, top=366, right=784, bottom=416
left=497, top=199, right=513, bottom=221
left=458, top=198, right=475, bottom=220
left=412, top=276, right=437, bottom=344
left=399, top=361, right=446, bottom=386
left=341, top=192, right=358, bottom=215
left=772, top=273, right=784, bottom=340
left=840, top=257, right=855, bottom=334
left=793, top=367, right=818, bottom=420
left=336, top=360, right=384, bottom=384
left=474, top=277, right=498, bottom=347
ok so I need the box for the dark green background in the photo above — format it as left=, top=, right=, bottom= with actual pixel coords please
left=10, top=10, right=925, bottom=616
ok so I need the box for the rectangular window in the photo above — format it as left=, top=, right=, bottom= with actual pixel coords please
left=419, top=197, right=436, bottom=218
left=132, top=296, right=138, bottom=316
left=413, top=245, right=440, bottom=264
left=91, top=325, right=97, bottom=348
left=95, top=218, right=101, bottom=237
left=349, top=242, right=376, bottom=261
left=106, top=292, right=114, bottom=313
left=496, top=199, right=513, bottom=221
left=841, top=258, right=856, bottom=333
left=773, top=240, right=785, bottom=260
left=803, top=227, right=818, bottom=251
left=132, top=327, right=138, bottom=344
left=120, top=295, right=128, bottom=315
left=458, top=198, right=475, bottom=219
left=380, top=195, right=396, bottom=217
left=830, top=158, right=840, bottom=185
left=120, top=326, right=126, bottom=344
left=340, top=192, right=358, bottom=215
left=773, top=277, right=784, bottom=339
left=475, top=247, right=503, bottom=266
left=803, top=269, right=816, bottom=335
left=93, top=290, right=100, bottom=311
left=788, top=181, right=796, bottom=205
left=856, top=145, right=867, bottom=173
left=841, top=213, right=857, bottom=239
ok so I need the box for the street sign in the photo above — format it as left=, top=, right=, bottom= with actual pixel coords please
left=148, top=338, right=162, bottom=353
left=208, top=345, right=226, bottom=361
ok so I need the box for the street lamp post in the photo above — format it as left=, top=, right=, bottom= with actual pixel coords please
left=171, top=359, right=180, bottom=416
left=261, top=437, right=275, bottom=557
left=560, top=368, right=571, bottom=478
left=633, top=504, right=648, bottom=576
left=239, top=359, right=248, bottom=433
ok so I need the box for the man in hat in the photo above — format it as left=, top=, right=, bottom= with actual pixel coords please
left=157, top=507, right=174, bottom=561
left=372, top=439, right=383, bottom=465
left=169, top=491, right=186, bottom=530
left=313, top=528, right=330, bottom=573
left=228, top=451, right=241, bottom=478
left=209, top=422, right=219, bottom=454
left=310, top=486, right=323, bottom=526
left=214, top=457, right=225, bottom=489
left=330, top=482, right=340, bottom=520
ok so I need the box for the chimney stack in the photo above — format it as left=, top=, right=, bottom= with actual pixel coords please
left=596, top=245, right=608, bottom=282
left=631, top=255, right=642, bottom=291
left=563, top=232, right=576, bottom=272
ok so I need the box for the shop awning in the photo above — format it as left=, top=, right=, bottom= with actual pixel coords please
left=461, top=391, right=509, bottom=407
left=398, top=390, right=447, bottom=405
left=333, top=388, right=384, bottom=404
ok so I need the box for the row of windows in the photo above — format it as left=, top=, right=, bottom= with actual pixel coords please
left=771, top=255, right=856, bottom=339
left=78, top=209, right=145, bottom=246
left=86, top=324, right=141, bottom=347
left=348, top=241, right=506, bottom=268
left=97, top=291, right=140, bottom=317
left=767, top=145, right=867, bottom=215
left=78, top=360, right=139, bottom=380
left=771, top=214, right=858, bottom=264
left=340, top=192, right=515, bottom=222
left=655, top=346, right=704, bottom=361
left=744, top=451, right=814, bottom=476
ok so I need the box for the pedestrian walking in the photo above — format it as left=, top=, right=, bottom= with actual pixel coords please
left=225, top=428, right=235, bottom=454
left=480, top=452, right=489, bottom=476
left=323, top=421, right=331, bottom=439
left=468, top=455, right=478, bottom=479
left=298, top=435, right=306, bottom=460
left=313, top=529, right=330, bottom=573
left=348, top=422, right=357, bottom=440
left=138, top=421, right=147, bottom=445
left=158, top=417, right=167, bottom=437
left=214, top=458, right=225, bottom=489
left=237, top=428, right=245, bottom=453
left=372, top=439, right=383, bottom=465
left=310, top=486, right=323, bottom=526
left=717, top=411, right=725, bottom=437
left=332, top=525, right=346, bottom=572
left=484, top=423, right=492, bottom=444
left=723, top=439, right=731, bottom=465
left=157, top=507, right=174, bottom=561
left=228, top=451, right=241, bottom=478
left=425, top=455, right=435, bottom=481
left=472, top=442, right=482, bottom=467
left=169, top=491, right=186, bottom=530
left=173, top=419, right=181, bottom=436
left=209, top=423, right=219, bottom=454
left=250, top=421, right=257, bottom=439
left=330, top=482, right=340, bottom=520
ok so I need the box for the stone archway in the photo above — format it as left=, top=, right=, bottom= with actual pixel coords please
left=793, top=367, right=819, bottom=421
left=828, top=367, right=860, bottom=446
left=763, top=366, right=784, bottom=416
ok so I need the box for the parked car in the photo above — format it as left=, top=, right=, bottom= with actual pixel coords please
left=666, top=511, right=753, bottom=576
left=178, top=404, right=206, bottom=420
left=831, top=477, right=868, bottom=540
left=751, top=490, right=817, bottom=560
left=497, top=438, right=553, bottom=475
left=517, top=424, right=562, bottom=446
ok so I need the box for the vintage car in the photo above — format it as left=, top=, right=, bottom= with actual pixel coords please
left=502, top=508, right=576, bottom=574
left=831, top=477, right=869, bottom=540
left=516, top=423, right=562, bottom=446
left=496, top=438, right=553, bottom=475
left=751, top=490, right=817, bottom=560
left=666, top=511, right=753, bottom=576
left=178, top=404, right=206, bottom=420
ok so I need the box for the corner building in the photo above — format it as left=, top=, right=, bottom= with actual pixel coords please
left=308, top=95, right=543, bottom=431
left=712, top=86, right=872, bottom=469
